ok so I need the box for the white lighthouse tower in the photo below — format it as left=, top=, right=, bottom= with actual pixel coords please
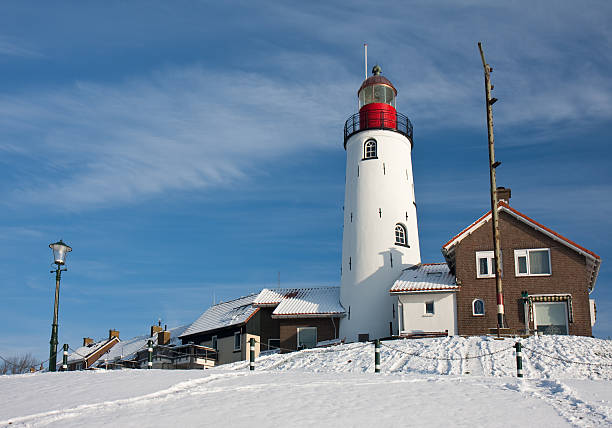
left=339, top=65, right=421, bottom=342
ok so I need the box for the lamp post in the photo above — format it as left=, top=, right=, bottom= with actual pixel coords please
left=48, top=240, right=72, bottom=372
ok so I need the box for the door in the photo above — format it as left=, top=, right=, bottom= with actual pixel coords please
left=534, top=302, right=568, bottom=335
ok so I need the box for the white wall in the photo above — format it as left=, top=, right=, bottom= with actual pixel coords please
left=340, top=129, right=421, bottom=342
left=397, top=292, right=457, bottom=335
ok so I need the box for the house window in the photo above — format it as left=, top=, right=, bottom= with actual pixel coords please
left=534, top=302, right=568, bottom=335
left=363, top=139, right=377, bottom=159
left=268, top=339, right=280, bottom=350
left=425, top=301, right=434, bottom=315
left=473, top=299, right=485, bottom=316
left=476, top=251, right=501, bottom=278
left=233, top=331, right=241, bottom=351
left=395, top=223, right=408, bottom=246
left=515, top=249, right=551, bottom=276
left=211, top=335, right=217, bottom=350
left=297, top=327, right=317, bottom=349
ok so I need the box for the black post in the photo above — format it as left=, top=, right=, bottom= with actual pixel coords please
left=249, top=338, right=255, bottom=371
left=62, top=343, right=68, bottom=371
left=48, top=266, right=63, bottom=372
left=375, top=339, right=381, bottom=373
left=515, top=342, right=523, bottom=378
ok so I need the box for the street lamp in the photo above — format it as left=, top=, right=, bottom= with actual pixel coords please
left=48, top=240, right=72, bottom=372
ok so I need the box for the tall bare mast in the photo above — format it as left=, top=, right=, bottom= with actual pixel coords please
left=364, top=43, right=368, bottom=79
left=478, top=42, right=505, bottom=337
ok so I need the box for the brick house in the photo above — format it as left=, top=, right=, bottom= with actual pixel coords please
left=179, top=294, right=262, bottom=365
left=252, top=287, right=345, bottom=352
left=180, top=288, right=345, bottom=364
left=64, top=330, right=120, bottom=370
left=441, top=200, right=600, bottom=336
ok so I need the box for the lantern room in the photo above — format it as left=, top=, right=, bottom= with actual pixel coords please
left=358, top=65, right=397, bottom=130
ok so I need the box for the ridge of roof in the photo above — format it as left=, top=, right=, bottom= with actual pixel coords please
left=442, top=201, right=600, bottom=260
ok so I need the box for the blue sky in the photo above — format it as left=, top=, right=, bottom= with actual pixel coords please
left=1, top=1, right=611, bottom=360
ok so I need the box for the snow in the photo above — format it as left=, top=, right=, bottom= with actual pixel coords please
left=390, top=263, right=458, bottom=293
left=179, top=294, right=258, bottom=338
left=95, top=325, right=188, bottom=367
left=2, top=335, right=612, bottom=427
left=259, top=287, right=345, bottom=317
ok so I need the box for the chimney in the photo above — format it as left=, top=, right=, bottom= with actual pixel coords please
left=151, top=325, right=163, bottom=337
left=83, top=337, right=94, bottom=346
left=109, top=329, right=120, bottom=340
left=496, top=187, right=511, bottom=204
left=158, top=330, right=171, bottom=346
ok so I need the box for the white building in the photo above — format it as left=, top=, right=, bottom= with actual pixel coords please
left=339, top=65, right=422, bottom=342
left=390, top=263, right=458, bottom=336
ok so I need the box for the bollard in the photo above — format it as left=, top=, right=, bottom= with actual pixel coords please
left=62, top=344, right=68, bottom=371
left=515, top=342, right=523, bottom=378
left=249, top=338, right=255, bottom=371
left=147, top=340, right=153, bottom=369
left=375, top=339, right=381, bottom=373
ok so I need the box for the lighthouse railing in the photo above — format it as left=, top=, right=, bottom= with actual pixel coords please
left=343, top=110, right=413, bottom=146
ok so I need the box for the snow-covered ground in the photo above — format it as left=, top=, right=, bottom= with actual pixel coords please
left=2, top=336, right=612, bottom=427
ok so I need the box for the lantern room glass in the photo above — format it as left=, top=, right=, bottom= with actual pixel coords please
left=49, top=240, right=72, bottom=265
left=359, top=85, right=395, bottom=109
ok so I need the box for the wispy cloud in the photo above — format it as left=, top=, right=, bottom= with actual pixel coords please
left=0, top=36, right=41, bottom=58
left=0, top=59, right=353, bottom=210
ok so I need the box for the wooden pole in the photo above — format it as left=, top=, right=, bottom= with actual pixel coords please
left=478, top=42, right=505, bottom=337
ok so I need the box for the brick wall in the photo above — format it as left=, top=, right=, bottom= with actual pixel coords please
left=454, top=211, right=592, bottom=336
left=279, top=318, right=340, bottom=352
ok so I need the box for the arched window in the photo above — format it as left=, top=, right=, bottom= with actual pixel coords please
left=364, top=139, right=377, bottom=159
left=395, top=223, right=408, bottom=246
left=472, top=299, right=485, bottom=316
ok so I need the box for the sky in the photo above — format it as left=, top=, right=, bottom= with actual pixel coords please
left=1, top=1, right=611, bottom=361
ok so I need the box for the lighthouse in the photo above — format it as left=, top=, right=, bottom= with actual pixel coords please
left=339, top=65, right=421, bottom=342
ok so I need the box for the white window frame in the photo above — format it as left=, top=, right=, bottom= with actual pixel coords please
left=476, top=251, right=496, bottom=278
left=296, top=327, right=317, bottom=349
left=395, top=223, right=408, bottom=246
left=472, top=299, right=485, bottom=316
left=268, top=338, right=280, bottom=350
left=363, top=139, right=377, bottom=159
left=233, top=331, right=241, bottom=351
left=514, top=248, right=551, bottom=277
left=211, top=335, right=217, bottom=350
left=424, top=301, right=434, bottom=316
left=533, top=302, right=569, bottom=335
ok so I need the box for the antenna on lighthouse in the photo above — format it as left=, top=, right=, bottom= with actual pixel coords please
left=364, top=43, right=368, bottom=79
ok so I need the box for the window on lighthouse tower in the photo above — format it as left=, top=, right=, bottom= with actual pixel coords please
left=364, top=139, right=377, bottom=159
left=395, top=223, right=408, bottom=246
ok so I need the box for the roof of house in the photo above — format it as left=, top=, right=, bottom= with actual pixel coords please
left=441, top=201, right=601, bottom=292
left=390, top=263, right=458, bottom=293
left=65, top=336, right=119, bottom=366
left=179, top=294, right=259, bottom=338
left=94, top=325, right=189, bottom=365
left=255, top=287, right=345, bottom=318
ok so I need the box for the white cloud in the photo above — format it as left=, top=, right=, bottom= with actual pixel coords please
left=1, top=61, right=353, bottom=210
left=0, top=37, right=41, bottom=58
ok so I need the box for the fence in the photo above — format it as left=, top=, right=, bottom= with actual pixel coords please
left=10, top=336, right=612, bottom=377
left=243, top=337, right=612, bottom=379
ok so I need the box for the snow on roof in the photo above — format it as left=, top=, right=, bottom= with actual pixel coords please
left=255, top=287, right=345, bottom=318
left=66, top=339, right=114, bottom=363
left=441, top=201, right=601, bottom=292
left=179, top=294, right=259, bottom=338
left=253, top=288, right=290, bottom=306
left=390, top=263, right=458, bottom=293
left=94, top=325, right=189, bottom=365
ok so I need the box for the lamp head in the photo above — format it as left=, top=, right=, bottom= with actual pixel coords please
left=49, top=240, right=72, bottom=265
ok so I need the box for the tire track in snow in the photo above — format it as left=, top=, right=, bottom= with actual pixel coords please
left=503, top=379, right=612, bottom=427
left=1, top=371, right=248, bottom=427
